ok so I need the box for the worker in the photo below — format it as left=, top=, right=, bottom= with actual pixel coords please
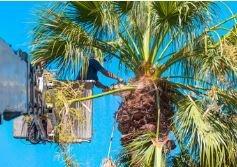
left=77, top=55, right=123, bottom=91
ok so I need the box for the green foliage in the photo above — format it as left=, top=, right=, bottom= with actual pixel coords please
left=31, top=2, right=237, bottom=167
left=31, top=2, right=216, bottom=77
left=120, top=132, right=165, bottom=167
left=174, top=96, right=237, bottom=167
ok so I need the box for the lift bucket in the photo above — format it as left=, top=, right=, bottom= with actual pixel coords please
left=43, top=75, right=94, bottom=143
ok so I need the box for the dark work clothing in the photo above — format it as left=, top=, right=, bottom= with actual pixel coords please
left=77, top=58, right=105, bottom=81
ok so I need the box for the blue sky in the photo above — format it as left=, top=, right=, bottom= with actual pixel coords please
left=0, top=2, right=237, bottom=167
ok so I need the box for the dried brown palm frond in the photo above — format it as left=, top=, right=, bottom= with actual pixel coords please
left=44, top=73, right=87, bottom=143
left=221, top=40, right=237, bottom=65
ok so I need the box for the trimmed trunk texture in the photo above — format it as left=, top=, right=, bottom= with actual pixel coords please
left=116, top=77, right=174, bottom=144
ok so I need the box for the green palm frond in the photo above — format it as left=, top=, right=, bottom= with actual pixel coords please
left=149, top=2, right=213, bottom=63
left=32, top=9, right=100, bottom=78
left=152, top=2, right=212, bottom=32
left=159, top=13, right=237, bottom=83
left=32, top=37, right=88, bottom=79
left=116, top=32, right=143, bottom=74
left=32, top=10, right=93, bottom=53
left=174, top=96, right=237, bottom=167
left=185, top=34, right=237, bottom=84
left=32, top=5, right=120, bottom=78
left=113, top=1, right=133, bottom=16
left=67, top=2, right=119, bottom=39
left=120, top=132, right=166, bottom=167
left=223, top=25, right=237, bottom=45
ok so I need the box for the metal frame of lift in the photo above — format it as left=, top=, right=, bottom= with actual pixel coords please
left=4, top=50, right=95, bottom=144
left=27, top=65, right=49, bottom=144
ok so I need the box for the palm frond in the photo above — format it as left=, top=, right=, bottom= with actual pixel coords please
left=150, top=2, right=214, bottom=62
left=185, top=33, right=237, bottom=84
left=32, top=10, right=96, bottom=79
left=223, top=25, right=237, bottom=45
left=119, top=132, right=163, bottom=167
left=159, top=13, right=237, bottom=86
left=174, top=96, right=237, bottom=167
left=67, top=2, right=119, bottom=39
left=152, top=2, right=213, bottom=33
left=113, top=2, right=133, bottom=16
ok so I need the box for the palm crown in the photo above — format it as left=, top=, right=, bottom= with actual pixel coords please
left=32, top=2, right=237, bottom=167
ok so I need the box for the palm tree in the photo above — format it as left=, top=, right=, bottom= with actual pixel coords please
left=31, top=2, right=237, bottom=167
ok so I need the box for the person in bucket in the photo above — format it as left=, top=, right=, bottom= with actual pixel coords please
left=77, top=54, right=123, bottom=91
